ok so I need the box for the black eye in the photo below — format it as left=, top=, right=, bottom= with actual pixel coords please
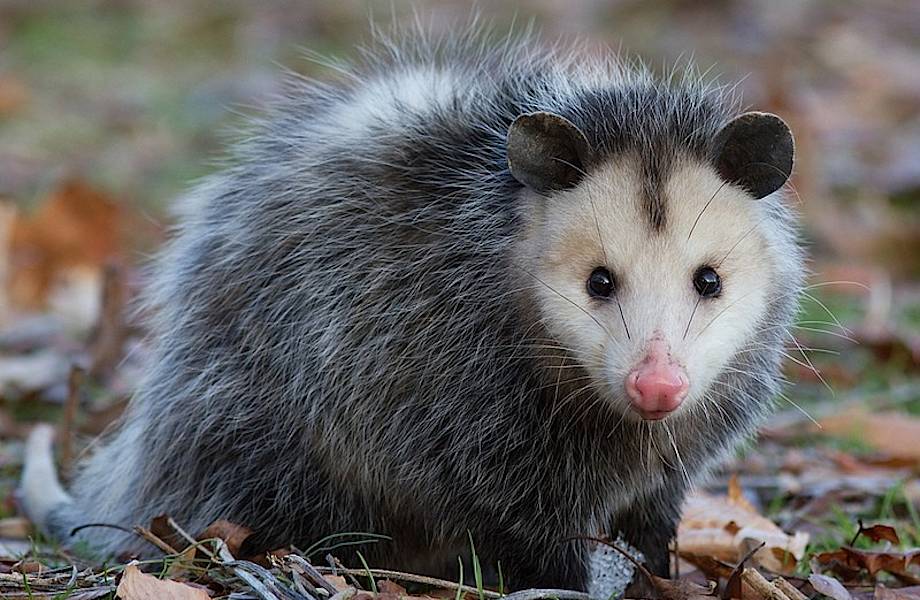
left=693, top=266, right=722, bottom=298
left=587, top=267, right=614, bottom=298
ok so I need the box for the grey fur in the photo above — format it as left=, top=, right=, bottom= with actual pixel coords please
left=24, top=26, right=803, bottom=591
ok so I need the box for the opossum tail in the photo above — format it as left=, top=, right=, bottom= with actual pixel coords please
left=20, top=424, right=75, bottom=539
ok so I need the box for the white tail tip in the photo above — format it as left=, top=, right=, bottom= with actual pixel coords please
left=20, top=424, right=71, bottom=530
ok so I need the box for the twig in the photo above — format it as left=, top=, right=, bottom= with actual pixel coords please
left=165, top=517, right=282, bottom=600
left=325, top=557, right=363, bottom=591
left=59, top=365, right=84, bottom=479
left=285, top=555, right=339, bottom=595
left=740, top=568, right=789, bottom=600
left=313, top=566, right=503, bottom=598
left=90, top=262, right=129, bottom=378
left=773, top=577, right=808, bottom=600
left=132, top=525, right=180, bottom=555
left=723, top=542, right=766, bottom=600
left=848, top=520, right=865, bottom=547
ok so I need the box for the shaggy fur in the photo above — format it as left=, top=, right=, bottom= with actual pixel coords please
left=24, top=26, right=804, bottom=591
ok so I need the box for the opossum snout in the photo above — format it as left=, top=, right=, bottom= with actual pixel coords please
left=625, top=337, right=689, bottom=420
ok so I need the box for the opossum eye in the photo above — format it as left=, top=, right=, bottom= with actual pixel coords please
left=693, top=266, right=722, bottom=298
left=587, top=267, right=614, bottom=298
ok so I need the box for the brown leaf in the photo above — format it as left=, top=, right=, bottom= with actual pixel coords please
left=651, top=575, right=718, bottom=600
left=0, top=517, right=31, bottom=538
left=814, top=547, right=920, bottom=581
left=678, top=487, right=809, bottom=574
left=197, top=519, right=254, bottom=557
left=12, top=561, right=43, bottom=574
left=378, top=580, right=408, bottom=595
left=680, top=552, right=736, bottom=580
left=116, top=562, right=210, bottom=600
left=0, top=75, right=28, bottom=116
left=149, top=514, right=184, bottom=552
left=859, top=524, right=901, bottom=545
left=9, top=180, right=125, bottom=313
left=818, top=409, right=920, bottom=463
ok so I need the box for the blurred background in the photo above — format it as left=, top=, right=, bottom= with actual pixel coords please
left=0, top=0, right=918, bottom=564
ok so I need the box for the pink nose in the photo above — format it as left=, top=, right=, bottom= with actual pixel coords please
left=625, top=339, right=689, bottom=420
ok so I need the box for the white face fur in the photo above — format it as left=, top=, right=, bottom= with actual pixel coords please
left=518, top=155, right=775, bottom=421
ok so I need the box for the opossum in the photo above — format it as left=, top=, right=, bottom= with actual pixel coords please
left=22, top=27, right=802, bottom=593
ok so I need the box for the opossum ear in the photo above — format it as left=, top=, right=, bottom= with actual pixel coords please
left=713, top=112, right=794, bottom=199
left=507, top=111, right=594, bottom=193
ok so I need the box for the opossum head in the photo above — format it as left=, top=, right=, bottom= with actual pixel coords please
left=509, top=110, right=798, bottom=422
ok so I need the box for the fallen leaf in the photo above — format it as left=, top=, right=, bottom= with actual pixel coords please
left=378, top=580, right=408, bottom=595
left=198, top=519, right=254, bottom=557
left=678, top=484, right=809, bottom=575
left=818, top=408, right=920, bottom=463
left=815, top=547, right=920, bottom=583
left=0, top=517, right=31, bottom=538
left=115, top=562, right=210, bottom=600
left=858, top=524, right=901, bottom=545
left=0, top=75, right=28, bottom=115
left=651, top=575, right=718, bottom=600
left=12, top=560, right=42, bottom=574
left=809, top=573, right=853, bottom=600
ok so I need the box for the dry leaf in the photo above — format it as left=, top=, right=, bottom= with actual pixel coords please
left=0, top=517, right=31, bottom=538
left=678, top=482, right=809, bottom=575
left=809, top=573, right=853, bottom=600
left=815, top=547, right=920, bottom=582
left=651, top=575, right=718, bottom=600
left=859, top=524, right=901, bottom=545
left=198, top=519, right=254, bottom=557
left=818, top=409, right=920, bottom=463
left=116, top=562, right=210, bottom=600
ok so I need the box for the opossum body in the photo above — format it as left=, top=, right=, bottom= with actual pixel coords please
left=23, top=28, right=803, bottom=592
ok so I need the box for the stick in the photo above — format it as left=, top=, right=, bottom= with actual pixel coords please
left=312, top=566, right=503, bottom=598
left=59, top=365, right=84, bottom=479
left=741, top=568, right=790, bottom=600
left=166, top=517, right=282, bottom=600
left=772, top=577, right=808, bottom=600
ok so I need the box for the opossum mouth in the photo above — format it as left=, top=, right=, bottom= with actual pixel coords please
left=630, top=406, right=678, bottom=421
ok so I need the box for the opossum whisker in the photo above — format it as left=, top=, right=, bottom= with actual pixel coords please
left=800, top=291, right=850, bottom=335
left=716, top=216, right=767, bottom=268
left=686, top=180, right=731, bottom=242
left=774, top=390, right=821, bottom=427
left=588, top=188, right=632, bottom=341
left=700, top=391, right=731, bottom=425
left=740, top=161, right=803, bottom=205
left=549, top=378, right=604, bottom=423
left=786, top=330, right=834, bottom=397
left=802, top=280, right=871, bottom=293
left=605, top=409, right=632, bottom=440
left=566, top=388, right=611, bottom=437
left=693, top=287, right=760, bottom=341
left=522, top=269, right=616, bottom=342
left=790, top=325, right=855, bottom=343
left=683, top=295, right=703, bottom=340
left=664, top=422, right=692, bottom=488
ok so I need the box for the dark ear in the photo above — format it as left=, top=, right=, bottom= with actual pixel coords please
left=507, top=111, right=594, bottom=193
left=713, top=112, right=794, bottom=199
